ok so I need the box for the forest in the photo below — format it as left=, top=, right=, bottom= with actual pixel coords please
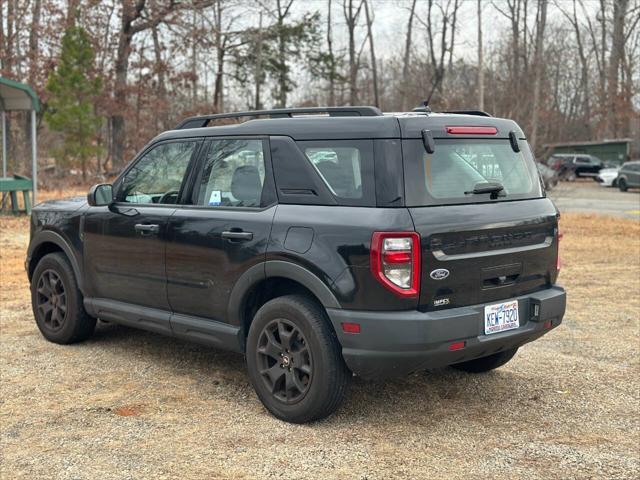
left=1, top=0, right=639, bottom=180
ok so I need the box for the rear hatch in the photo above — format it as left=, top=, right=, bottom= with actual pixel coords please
left=400, top=120, right=559, bottom=311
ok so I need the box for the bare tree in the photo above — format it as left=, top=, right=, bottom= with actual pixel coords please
left=327, top=0, right=337, bottom=105
left=111, top=0, right=184, bottom=168
left=607, top=0, right=629, bottom=136
left=151, top=23, right=168, bottom=130
left=477, top=0, right=484, bottom=111
left=28, top=0, right=42, bottom=86
left=254, top=12, right=264, bottom=110
left=401, top=0, right=417, bottom=111
left=363, top=0, right=378, bottom=107
left=343, top=0, right=364, bottom=105
left=529, top=0, right=548, bottom=153
left=417, top=0, right=460, bottom=105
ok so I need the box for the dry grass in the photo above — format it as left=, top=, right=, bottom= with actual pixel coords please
left=1, top=205, right=639, bottom=479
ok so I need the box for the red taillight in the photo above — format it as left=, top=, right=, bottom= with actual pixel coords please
left=556, top=231, right=563, bottom=272
left=341, top=322, right=361, bottom=334
left=446, top=126, right=498, bottom=135
left=370, top=232, right=421, bottom=298
left=448, top=341, right=466, bottom=351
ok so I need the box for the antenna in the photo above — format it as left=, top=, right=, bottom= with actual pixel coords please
left=412, top=100, right=432, bottom=113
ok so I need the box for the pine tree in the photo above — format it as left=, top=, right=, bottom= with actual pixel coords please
left=45, top=26, right=102, bottom=180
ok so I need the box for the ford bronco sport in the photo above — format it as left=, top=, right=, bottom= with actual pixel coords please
left=27, top=106, right=566, bottom=423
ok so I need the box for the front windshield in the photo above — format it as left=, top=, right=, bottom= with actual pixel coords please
left=404, top=139, right=543, bottom=206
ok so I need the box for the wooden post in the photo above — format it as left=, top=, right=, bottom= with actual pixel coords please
left=1, top=110, right=6, bottom=178
left=31, top=109, right=37, bottom=205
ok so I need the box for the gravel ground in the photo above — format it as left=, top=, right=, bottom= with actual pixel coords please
left=1, top=211, right=639, bottom=479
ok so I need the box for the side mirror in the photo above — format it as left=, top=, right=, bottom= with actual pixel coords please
left=87, top=184, right=113, bottom=207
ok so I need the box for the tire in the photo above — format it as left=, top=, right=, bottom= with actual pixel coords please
left=618, top=178, right=628, bottom=192
left=451, top=347, right=518, bottom=373
left=30, top=252, right=96, bottom=344
left=246, top=295, right=351, bottom=423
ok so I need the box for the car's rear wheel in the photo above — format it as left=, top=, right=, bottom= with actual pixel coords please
left=246, top=295, right=351, bottom=423
left=31, top=253, right=96, bottom=344
left=451, top=347, right=518, bottom=373
left=618, top=178, right=628, bottom=192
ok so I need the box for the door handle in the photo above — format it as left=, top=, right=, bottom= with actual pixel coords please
left=135, top=224, right=160, bottom=236
left=221, top=230, right=253, bottom=241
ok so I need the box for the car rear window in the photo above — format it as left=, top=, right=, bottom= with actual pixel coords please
left=403, top=139, right=543, bottom=206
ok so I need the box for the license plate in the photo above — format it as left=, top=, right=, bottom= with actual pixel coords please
left=484, top=300, right=519, bottom=335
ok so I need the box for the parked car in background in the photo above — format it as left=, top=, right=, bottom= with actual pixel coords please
left=595, top=167, right=620, bottom=187
left=616, top=161, right=640, bottom=191
left=546, top=154, right=603, bottom=180
left=536, top=162, right=559, bottom=190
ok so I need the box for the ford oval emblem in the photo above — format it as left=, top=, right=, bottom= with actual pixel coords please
left=430, top=268, right=450, bottom=280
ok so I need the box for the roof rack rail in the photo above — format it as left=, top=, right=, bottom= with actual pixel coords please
left=440, top=110, right=492, bottom=117
left=175, top=106, right=383, bottom=129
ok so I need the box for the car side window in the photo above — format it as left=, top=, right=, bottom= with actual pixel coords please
left=118, top=141, right=196, bottom=204
left=196, top=139, right=266, bottom=207
left=298, top=140, right=374, bottom=203
left=575, top=157, right=590, bottom=164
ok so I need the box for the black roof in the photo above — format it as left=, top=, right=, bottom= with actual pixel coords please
left=154, top=109, right=525, bottom=143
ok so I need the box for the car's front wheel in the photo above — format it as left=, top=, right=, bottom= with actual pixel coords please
left=618, top=178, right=628, bottom=192
left=451, top=347, right=518, bottom=373
left=31, top=252, right=96, bottom=344
left=246, top=295, right=351, bottom=423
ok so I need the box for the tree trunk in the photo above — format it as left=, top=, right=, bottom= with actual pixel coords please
left=191, top=9, right=198, bottom=108
left=477, top=0, right=484, bottom=111
left=327, top=0, right=336, bottom=106
left=65, top=0, right=80, bottom=28
left=112, top=26, right=132, bottom=169
left=110, top=0, right=179, bottom=168
left=363, top=0, right=378, bottom=107
left=529, top=0, right=548, bottom=153
left=212, top=0, right=224, bottom=112
left=400, top=0, right=417, bottom=111
left=151, top=24, right=168, bottom=131
left=344, top=0, right=363, bottom=105
left=607, top=0, right=628, bottom=137
left=254, top=12, right=264, bottom=110
left=276, top=6, right=288, bottom=108
left=28, top=0, right=42, bottom=86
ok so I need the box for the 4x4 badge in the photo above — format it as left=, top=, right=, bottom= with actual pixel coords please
left=430, top=268, right=450, bottom=280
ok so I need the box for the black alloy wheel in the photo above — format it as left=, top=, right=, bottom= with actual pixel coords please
left=256, top=318, right=313, bottom=404
left=36, top=269, right=68, bottom=332
left=30, top=252, right=96, bottom=344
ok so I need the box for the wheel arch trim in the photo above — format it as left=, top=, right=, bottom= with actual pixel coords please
left=28, top=230, right=83, bottom=292
left=227, top=260, right=341, bottom=327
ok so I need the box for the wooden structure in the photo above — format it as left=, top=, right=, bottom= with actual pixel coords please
left=0, top=175, right=33, bottom=214
left=1, top=77, right=40, bottom=213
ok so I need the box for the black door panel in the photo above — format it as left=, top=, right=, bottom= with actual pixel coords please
left=166, top=206, right=276, bottom=321
left=83, top=205, right=175, bottom=310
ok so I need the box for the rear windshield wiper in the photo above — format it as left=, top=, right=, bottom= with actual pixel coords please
left=464, top=182, right=505, bottom=199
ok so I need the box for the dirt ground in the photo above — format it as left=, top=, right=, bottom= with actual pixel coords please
left=1, top=202, right=639, bottom=479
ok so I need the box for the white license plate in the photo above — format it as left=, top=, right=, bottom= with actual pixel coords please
left=484, top=300, right=519, bottom=335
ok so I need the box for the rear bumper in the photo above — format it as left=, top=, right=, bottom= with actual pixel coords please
left=326, top=286, right=566, bottom=379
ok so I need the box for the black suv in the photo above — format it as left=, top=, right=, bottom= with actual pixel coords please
left=547, top=153, right=603, bottom=180
left=26, top=106, right=566, bottom=423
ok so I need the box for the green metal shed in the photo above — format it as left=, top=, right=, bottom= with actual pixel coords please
left=1, top=76, right=40, bottom=206
left=543, top=139, right=633, bottom=166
